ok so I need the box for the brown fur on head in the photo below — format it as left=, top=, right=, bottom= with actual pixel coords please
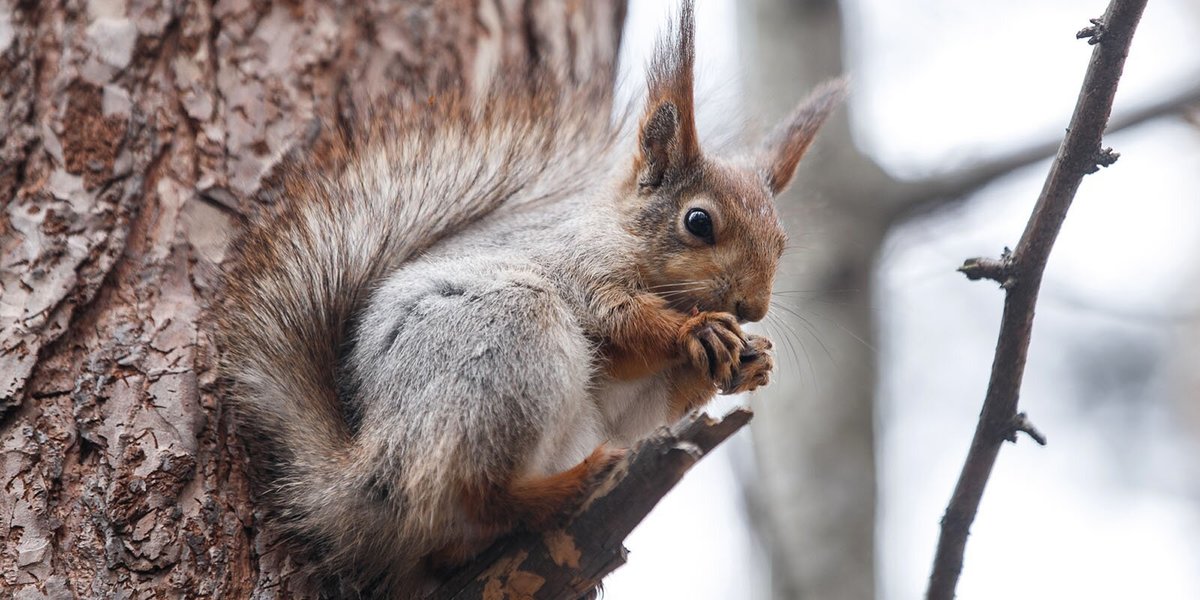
left=624, top=1, right=846, bottom=323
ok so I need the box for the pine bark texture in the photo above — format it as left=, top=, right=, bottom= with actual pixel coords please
left=0, top=1, right=624, bottom=597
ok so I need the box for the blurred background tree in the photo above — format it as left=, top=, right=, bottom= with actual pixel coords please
left=608, top=1, right=1200, bottom=599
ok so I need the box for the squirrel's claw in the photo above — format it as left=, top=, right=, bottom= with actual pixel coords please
left=679, top=311, right=748, bottom=392
left=724, top=334, right=775, bottom=394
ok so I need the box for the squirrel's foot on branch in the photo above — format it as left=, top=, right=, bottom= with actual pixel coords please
left=580, top=444, right=628, bottom=495
left=427, top=445, right=627, bottom=575
left=519, top=444, right=627, bottom=531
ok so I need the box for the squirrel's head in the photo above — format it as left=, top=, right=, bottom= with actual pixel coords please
left=623, top=1, right=844, bottom=323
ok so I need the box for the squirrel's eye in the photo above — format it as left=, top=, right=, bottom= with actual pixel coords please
left=684, top=208, right=714, bottom=242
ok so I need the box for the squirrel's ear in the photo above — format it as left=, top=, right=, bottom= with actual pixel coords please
left=634, top=1, right=700, bottom=191
left=758, top=79, right=847, bottom=196
left=637, top=101, right=698, bottom=189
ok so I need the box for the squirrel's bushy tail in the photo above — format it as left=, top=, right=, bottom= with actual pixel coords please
left=217, top=79, right=619, bottom=592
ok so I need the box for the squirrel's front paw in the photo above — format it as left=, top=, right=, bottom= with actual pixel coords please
left=726, top=334, right=774, bottom=394
left=679, top=311, right=747, bottom=392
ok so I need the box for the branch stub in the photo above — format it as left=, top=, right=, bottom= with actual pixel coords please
left=1085, top=146, right=1120, bottom=174
left=1005, top=412, right=1048, bottom=446
left=1076, top=17, right=1106, bottom=44
left=958, top=249, right=1015, bottom=287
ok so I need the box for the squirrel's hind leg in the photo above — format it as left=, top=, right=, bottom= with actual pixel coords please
left=430, top=443, right=626, bottom=571
left=501, top=443, right=627, bottom=529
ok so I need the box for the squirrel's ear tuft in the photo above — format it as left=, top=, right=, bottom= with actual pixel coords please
left=639, top=102, right=683, bottom=189
left=758, top=78, right=848, bottom=196
left=635, top=0, right=700, bottom=191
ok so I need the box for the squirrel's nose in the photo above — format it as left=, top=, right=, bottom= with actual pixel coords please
left=735, top=300, right=768, bottom=323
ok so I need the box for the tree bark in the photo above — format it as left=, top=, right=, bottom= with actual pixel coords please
left=0, top=1, right=624, bottom=597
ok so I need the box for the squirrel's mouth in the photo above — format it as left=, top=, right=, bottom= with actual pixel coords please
left=658, top=291, right=729, bottom=318
left=657, top=291, right=762, bottom=324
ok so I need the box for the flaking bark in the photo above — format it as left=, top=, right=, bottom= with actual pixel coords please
left=0, top=1, right=624, bottom=597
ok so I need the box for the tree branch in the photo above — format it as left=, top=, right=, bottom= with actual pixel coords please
left=891, top=71, right=1200, bottom=221
left=925, top=1, right=1148, bottom=598
left=429, top=408, right=753, bottom=600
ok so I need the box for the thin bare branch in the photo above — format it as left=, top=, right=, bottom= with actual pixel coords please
left=925, top=1, right=1148, bottom=598
left=430, top=409, right=753, bottom=600
left=891, top=76, right=1200, bottom=221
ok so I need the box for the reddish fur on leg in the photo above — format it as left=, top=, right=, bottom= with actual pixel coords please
left=600, top=292, right=690, bottom=380
left=508, top=444, right=627, bottom=529
left=436, top=445, right=627, bottom=568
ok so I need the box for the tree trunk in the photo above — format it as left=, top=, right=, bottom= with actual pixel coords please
left=0, top=1, right=624, bottom=597
left=741, top=1, right=890, bottom=598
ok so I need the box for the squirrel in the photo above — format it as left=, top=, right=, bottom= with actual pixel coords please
left=218, top=2, right=843, bottom=597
